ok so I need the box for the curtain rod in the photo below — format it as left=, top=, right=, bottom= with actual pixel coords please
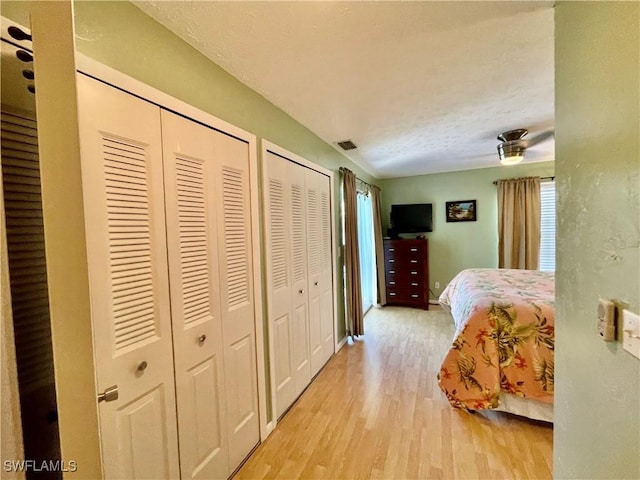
left=339, top=167, right=376, bottom=189
left=493, top=175, right=555, bottom=185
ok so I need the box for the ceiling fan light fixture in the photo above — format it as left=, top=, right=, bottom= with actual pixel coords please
left=498, top=143, right=526, bottom=165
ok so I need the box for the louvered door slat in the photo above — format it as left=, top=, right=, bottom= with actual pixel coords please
left=1, top=108, right=55, bottom=395
left=268, top=179, right=288, bottom=290
left=222, top=167, right=249, bottom=309
left=291, top=184, right=306, bottom=283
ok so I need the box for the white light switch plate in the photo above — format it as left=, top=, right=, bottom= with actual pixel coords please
left=622, top=309, right=640, bottom=360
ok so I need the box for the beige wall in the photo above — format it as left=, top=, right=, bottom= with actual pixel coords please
left=554, top=2, right=639, bottom=478
left=380, top=161, right=554, bottom=298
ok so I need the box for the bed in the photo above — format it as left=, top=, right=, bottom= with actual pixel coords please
left=438, top=268, right=554, bottom=422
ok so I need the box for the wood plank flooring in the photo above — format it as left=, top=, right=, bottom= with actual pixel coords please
left=236, top=306, right=553, bottom=479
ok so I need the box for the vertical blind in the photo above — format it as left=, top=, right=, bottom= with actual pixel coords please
left=539, top=181, right=556, bottom=272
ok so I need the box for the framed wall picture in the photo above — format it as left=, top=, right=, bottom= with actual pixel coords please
left=446, top=200, right=476, bottom=222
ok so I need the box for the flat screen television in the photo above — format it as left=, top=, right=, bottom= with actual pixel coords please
left=390, top=203, right=433, bottom=234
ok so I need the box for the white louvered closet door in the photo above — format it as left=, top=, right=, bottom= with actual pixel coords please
left=264, top=152, right=296, bottom=418
left=76, top=75, right=179, bottom=480
left=212, top=132, right=260, bottom=468
left=305, top=169, right=324, bottom=377
left=264, top=149, right=335, bottom=417
left=317, top=172, right=335, bottom=365
left=288, top=162, right=311, bottom=398
left=161, top=111, right=230, bottom=480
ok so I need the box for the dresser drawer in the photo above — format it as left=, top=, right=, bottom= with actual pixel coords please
left=386, top=288, right=427, bottom=304
left=385, top=245, right=424, bottom=263
left=385, top=267, right=422, bottom=283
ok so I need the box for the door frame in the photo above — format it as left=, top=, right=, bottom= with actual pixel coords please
left=260, top=140, right=339, bottom=427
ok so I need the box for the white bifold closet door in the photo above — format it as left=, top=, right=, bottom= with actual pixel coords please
left=305, top=169, right=334, bottom=375
left=78, top=75, right=259, bottom=479
left=264, top=150, right=334, bottom=418
left=77, top=75, right=180, bottom=480
left=161, top=111, right=229, bottom=480
left=266, top=153, right=310, bottom=418
left=210, top=122, right=260, bottom=470
left=162, top=110, right=259, bottom=478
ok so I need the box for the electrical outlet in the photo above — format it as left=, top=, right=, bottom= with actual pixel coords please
left=597, top=298, right=616, bottom=341
left=435, top=281, right=440, bottom=289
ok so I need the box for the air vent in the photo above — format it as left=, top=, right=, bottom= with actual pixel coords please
left=337, top=140, right=357, bottom=151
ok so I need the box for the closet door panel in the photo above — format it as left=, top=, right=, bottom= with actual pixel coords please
left=318, top=174, right=335, bottom=362
left=288, top=163, right=311, bottom=396
left=213, top=132, right=260, bottom=468
left=305, top=170, right=323, bottom=376
left=264, top=152, right=296, bottom=417
left=161, top=111, right=229, bottom=480
left=76, top=75, right=179, bottom=480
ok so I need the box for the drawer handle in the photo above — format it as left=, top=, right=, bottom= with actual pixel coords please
left=410, top=260, right=418, bottom=263
left=411, top=294, right=419, bottom=298
left=411, top=271, right=418, bottom=275
left=411, top=282, right=418, bottom=286
left=389, top=281, right=396, bottom=285
left=389, top=292, right=396, bottom=296
left=389, top=270, right=395, bottom=274
left=389, top=259, right=395, bottom=263
left=410, top=248, right=417, bottom=252
left=389, top=248, right=395, bottom=252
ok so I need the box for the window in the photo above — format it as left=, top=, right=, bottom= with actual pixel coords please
left=539, top=181, right=555, bottom=272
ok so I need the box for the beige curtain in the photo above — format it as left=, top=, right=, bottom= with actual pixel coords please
left=342, top=169, right=364, bottom=337
left=370, top=185, right=386, bottom=305
left=497, top=176, right=541, bottom=269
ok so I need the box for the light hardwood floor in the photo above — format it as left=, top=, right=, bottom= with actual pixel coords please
left=236, top=306, right=553, bottom=479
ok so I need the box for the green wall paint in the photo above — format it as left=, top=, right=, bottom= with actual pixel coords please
left=380, top=161, right=554, bottom=299
left=554, top=2, right=640, bottom=479
left=71, top=1, right=375, bottom=183
left=0, top=1, right=29, bottom=26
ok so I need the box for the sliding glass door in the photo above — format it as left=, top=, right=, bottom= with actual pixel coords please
left=357, top=191, right=376, bottom=312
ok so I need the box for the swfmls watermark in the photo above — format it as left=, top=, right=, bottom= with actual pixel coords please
left=3, top=459, right=78, bottom=473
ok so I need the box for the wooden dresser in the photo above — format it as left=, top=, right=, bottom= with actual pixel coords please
left=383, top=238, right=429, bottom=310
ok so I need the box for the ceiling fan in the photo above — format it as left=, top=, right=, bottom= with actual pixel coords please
left=497, top=128, right=554, bottom=165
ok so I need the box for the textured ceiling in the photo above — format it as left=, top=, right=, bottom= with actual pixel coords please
left=133, top=1, right=555, bottom=178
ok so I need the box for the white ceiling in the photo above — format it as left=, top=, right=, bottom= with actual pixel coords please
left=133, top=1, right=555, bottom=179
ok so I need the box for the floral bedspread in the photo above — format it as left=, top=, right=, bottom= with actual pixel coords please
left=438, top=268, right=554, bottom=411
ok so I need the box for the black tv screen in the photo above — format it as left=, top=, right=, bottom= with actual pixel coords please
left=391, top=203, right=433, bottom=233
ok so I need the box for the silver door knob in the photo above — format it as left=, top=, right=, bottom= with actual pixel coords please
left=137, top=361, right=148, bottom=372
left=97, top=385, right=119, bottom=403
left=199, top=334, right=207, bottom=344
